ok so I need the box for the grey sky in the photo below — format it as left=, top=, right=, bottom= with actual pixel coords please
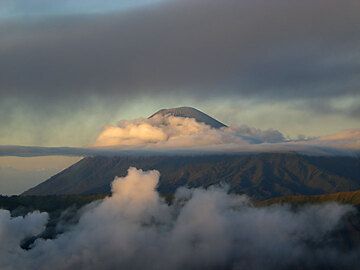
left=0, top=0, right=359, bottom=146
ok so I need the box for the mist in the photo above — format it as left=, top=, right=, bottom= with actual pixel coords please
left=0, top=167, right=359, bottom=270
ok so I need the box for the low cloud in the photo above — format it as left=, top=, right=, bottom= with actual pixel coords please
left=94, top=114, right=285, bottom=148
left=0, top=210, right=48, bottom=250
left=0, top=168, right=358, bottom=269
left=94, top=114, right=360, bottom=153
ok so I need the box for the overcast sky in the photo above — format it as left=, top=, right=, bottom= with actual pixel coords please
left=0, top=0, right=359, bottom=147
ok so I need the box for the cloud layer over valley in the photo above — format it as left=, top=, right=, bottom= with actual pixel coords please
left=0, top=168, right=358, bottom=270
left=94, top=114, right=360, bottom=152
left=94, top=114, right=286, bottom=148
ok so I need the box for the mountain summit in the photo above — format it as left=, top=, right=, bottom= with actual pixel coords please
left=149, top=106, right=227, bottom=129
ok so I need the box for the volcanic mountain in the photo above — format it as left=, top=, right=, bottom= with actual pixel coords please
left=149, top=106, right=227, bottom=129
left=23, top=153, right=360, bottom=199
left=21, top=107, right=360, bottom=199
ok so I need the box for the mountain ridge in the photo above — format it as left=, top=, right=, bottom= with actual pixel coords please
left=22, top=153, right=360, bottom=199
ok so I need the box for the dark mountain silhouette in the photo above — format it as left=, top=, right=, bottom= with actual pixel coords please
left=23, top=153, right=360, bottom=199
left=149, top=106, right=227, bottom=129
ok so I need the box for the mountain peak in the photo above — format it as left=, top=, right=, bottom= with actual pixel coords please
left=148, top=107, right=227, bottom=129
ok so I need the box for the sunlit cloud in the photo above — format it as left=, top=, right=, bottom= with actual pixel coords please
left=94, top=114, right=285, bottom=148
left=94, top=114, right=360, bottom=152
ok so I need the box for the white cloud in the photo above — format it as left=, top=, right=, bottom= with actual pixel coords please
left=93, top=115, right=360, bottom=153
left=94, top=114, right=285, bottom=148
left=0, top=168, right=358, bottom=269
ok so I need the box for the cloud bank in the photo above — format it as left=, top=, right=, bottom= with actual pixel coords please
left=94, top=115, right=360, bottom=152
left=1, top=115, right=358, bottom=157
left=94, top=114, right=286, bottom=148
left=0, top=168, right=358, bottom=270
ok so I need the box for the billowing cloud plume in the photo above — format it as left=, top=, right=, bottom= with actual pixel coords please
left=0, top=168, right=359, bottom=269
left=94, top=114, right=285, bottom=148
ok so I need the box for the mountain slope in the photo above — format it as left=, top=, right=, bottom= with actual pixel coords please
left=149, top=106, right=227, bottom=129
left=258, top=190, right=360, bottom=206
left=23, top=153, right=360, bottom=199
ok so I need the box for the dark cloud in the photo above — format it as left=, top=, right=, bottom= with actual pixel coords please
left=1, top=143, right=358, bottom=157
left=303, top=98, right=360, bottom=119
left=0, top=0, right=359, bottom=101
left=350, top=105, right=360, bottom=118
